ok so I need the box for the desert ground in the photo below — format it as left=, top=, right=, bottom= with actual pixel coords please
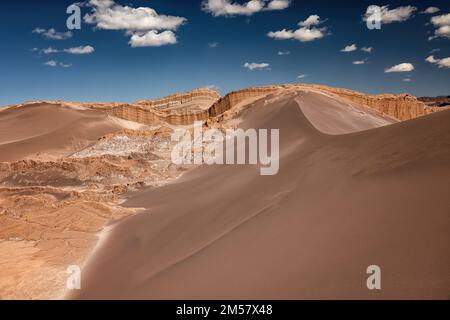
left=0, top=85, right=449, bottom=299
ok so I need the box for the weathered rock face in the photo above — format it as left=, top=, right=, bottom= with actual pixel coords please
left=79, top=88, right=220, bottom=125
left=135, top=87, right=220, bottom=109
left=316, top=87, right=435, bottom=121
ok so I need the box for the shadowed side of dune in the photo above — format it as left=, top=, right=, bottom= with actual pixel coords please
left=72, top=92, right=450, bottom=299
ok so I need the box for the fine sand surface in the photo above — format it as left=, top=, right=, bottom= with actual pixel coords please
left=0, top=103, right=123, bottom=161
left=71, top=91, right=450, bottom=299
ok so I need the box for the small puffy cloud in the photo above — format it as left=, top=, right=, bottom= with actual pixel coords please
left=267, top=29, right=295, bottom=40
left=402, top=78, right=412, bottom=82
left=64, top=45, right=95, bottom=54
left=33, top=28, right=46, bottom=34
left=384, top=63, right=414, bottom=73
left=299, top=14, right=320, bottom=27
left=426, top=55, right=450, bottom=68
left=129, top=30, right=177, bottom=47
left=32, top=28, right=72, bottom=40
left=59, top=63, right=72, bottom=68
left=363, top=5, right=417, bottom=25
left=361, top=46, right=373, bottom=53
left=44, top=60, right=58, bottom=67
left=202, top=0, right=291, bottom=17
left=38, top=45, right=95, bottom=55
left=297, top=74, right=307, bottom=79
left=84, top=0, right=186, bottom=47
left=267, top=0, right=290, bottom=10
left=277, top=50, right=290, bottom=55
left=429, top=13, right=450, bottom=40
left=353, top=60, right=366, bottom=65
left=42, top=47, right=59, bottom=54
left=341, top=44, right=357, bottom=52
left=44, top=60, right=72, bottom=68
left=243, top=62, right=270, bottom=70
left=267, top=15, right=328, bottom=42
left=431, top=13, right=450, bottom=26
left=208, top=42, right=219, bottom=48
left=422, top=7, right=440, bottom=14
left=426, top=55, right=438, bottom=63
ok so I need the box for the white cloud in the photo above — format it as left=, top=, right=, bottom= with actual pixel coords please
left=44, top=60, right=72, bottom=68
left=297, top=74, right=307, bottom=79
left=429, top=13, right=450, bottom=40
left=42, top=47, right=59, bottom=54
left=208, top=42, right=219, bottom=48
left=422, top=7, right=440, bottom=14
left=64, top=45, right=95, bottom=54
left=426, top=55, right=438, bottom=63
left=206, top=84, right=220, bottom=91
left=384, top=63, right=414, bottom=73
left=363, top=5, right=417, bottom=25
left=402, top=78, right=412, bottom=82
left=44, top=60, right=58, bottom=67
left=353, top=60, right=366, bottom=65
left=38, top=45, right=95, bottom=55
left=426, top=55, right=450, bottom=68
left=267, top=29, right=295, bottom=40
left=299, top=14, right=320, bottom=27
left=267, top=0, right=290, bottom=10
left=341, top=44, right=357, bottom=52
left=32, top=28, right=72, bottom=40
left=267, top=15, right=328, bottom=42
left=202, top=0, right=291, bottom=17
left=129, top=30, right=177, bottom=47
left=431, top=13, right=450, bottom=26
left=243, top=62, right=270, bottom=70
left=361, top=46, right=373, bottom=53
left=84, top=0, right=186, bottom=47
left=278, top=50, right=290, bottom=55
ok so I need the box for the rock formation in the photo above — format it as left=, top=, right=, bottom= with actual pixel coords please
left=2, top=85, right=447, bottom=125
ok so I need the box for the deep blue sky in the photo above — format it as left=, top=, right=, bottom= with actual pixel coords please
left=0, top=0, right=449, bottom=106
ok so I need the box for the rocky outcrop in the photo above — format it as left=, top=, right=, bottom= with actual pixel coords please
left=135, top=87, right=220, bottom=109
left=87, top=88, right=221, bottom=125
left=312, top=86, right=436, bottom=121
left=419, top=96, right=450, bottom=108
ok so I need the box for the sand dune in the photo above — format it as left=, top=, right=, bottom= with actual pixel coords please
left=0, top=103, right=124, bottom=161
left=71, top=91, right=450, bottom=299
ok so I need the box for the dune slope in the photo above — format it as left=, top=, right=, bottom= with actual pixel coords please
left=0, top=103, right=124, bottom=161
left=64, top=91, right=449, bottom=299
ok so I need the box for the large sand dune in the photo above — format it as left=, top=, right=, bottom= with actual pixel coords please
left=71, top=91, right=450, bottom=299
left=0, top=103, right=124, bottom=161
